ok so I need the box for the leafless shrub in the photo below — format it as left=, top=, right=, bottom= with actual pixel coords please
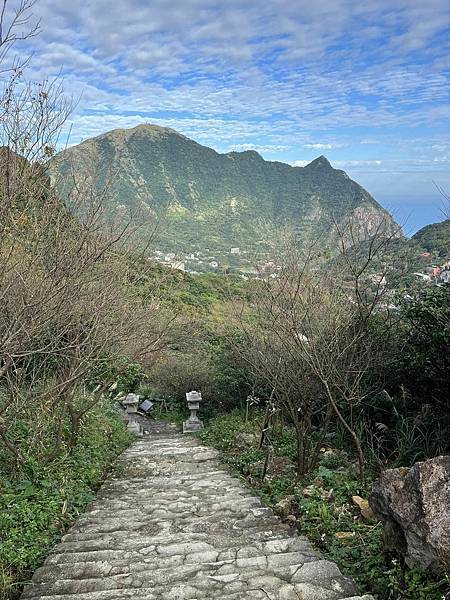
left=231, top=216, right=401, bottom=478
left=0, top=1, right=175, bottom=463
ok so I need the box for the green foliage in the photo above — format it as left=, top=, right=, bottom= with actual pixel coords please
left=88, top=358, right=147, bottom=392
left=200, top=411, right=449, bottom=600
left=153, top=406, right=187, bottom=425
left=323, top=286, right=450, bottom=469
left=400, top=286, right=450, bottom=393
left=134, top=267, right=252, bottom=417
left=0, top=402, right=131, bottom=600
left=412, top=219, right=450, bottom=258
left=234, top=448, right=266, bottom=472
left=154, top=397, right=188, bottom=425
left=382, top=286, right=450, bottom=462
left=200, top=410, right=258, bottom=452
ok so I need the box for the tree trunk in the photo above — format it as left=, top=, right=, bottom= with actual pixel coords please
left=323, top=380, right=365, bottom=478
left=258, top=403, right=270, bottom=449
left=68, top=410, right=80, bottom=451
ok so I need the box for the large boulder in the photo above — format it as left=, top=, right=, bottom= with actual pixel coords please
left=369, top=455, right=450, bottom=571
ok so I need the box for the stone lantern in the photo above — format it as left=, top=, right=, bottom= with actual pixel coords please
left=122, top=393, right=142, bottom=435
left=183, top=390, right=204, bottom=433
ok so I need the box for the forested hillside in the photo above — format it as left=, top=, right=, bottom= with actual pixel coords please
left=50, top=125, right=400, bottom=259
left=412, top=218, right=450, bottom=258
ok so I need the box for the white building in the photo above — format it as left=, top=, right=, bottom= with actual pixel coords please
left=370, top=273, right=387, bottom=287
left=171, top=261, right=185, bottom=271
left=440, top=269, right=450, bottom=284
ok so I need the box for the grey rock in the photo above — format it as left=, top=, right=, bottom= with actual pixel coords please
left=274, top=494, right=296, bottom=517
left=369, top=455, right=450, bottom=571
left=235, top=432, right=258, bottom=447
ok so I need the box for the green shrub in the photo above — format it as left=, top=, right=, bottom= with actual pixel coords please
left=0, top=401, right=132, bottom=600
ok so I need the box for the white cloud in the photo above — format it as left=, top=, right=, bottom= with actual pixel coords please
left=333, top=160, right=382, bottom=168
left=228, top=143, right=290, bottom=153
left=304, top=143, right=333, bottom=150
left=1, top=0, right=447, bottom=231
left=14, top=0, right=448, bottom=148
left=304, top=142, right=348, bottom=150
left=332, top=158, right=450, bottom=174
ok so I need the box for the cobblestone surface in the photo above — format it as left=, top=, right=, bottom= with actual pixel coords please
left=21, top=427, right=374, bottom=600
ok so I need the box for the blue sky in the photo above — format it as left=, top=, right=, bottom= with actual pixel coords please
left=18, top=0, right=450, bottom=233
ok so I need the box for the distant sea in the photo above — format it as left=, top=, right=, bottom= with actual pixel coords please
left=348, top=171, right=447, bottom=237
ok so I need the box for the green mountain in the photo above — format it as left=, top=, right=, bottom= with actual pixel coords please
left=412, top=219, right=450, bottom=259
left=51, top=124, right=399, bottom=262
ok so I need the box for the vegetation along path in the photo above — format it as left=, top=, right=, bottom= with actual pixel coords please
left=21, top=425, right=374, bottom=600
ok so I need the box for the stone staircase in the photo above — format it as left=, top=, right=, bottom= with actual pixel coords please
left=21, top=428, right=374, bottom=600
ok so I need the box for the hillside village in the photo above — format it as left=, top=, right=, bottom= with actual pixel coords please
left=412, top=254, right=450, bottom=284
left=149, top=236, right=450, bottom=290
left=150, top=245, right=282, bottom=279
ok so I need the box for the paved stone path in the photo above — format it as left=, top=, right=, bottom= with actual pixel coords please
left=22, top=426, right=374, bottom=600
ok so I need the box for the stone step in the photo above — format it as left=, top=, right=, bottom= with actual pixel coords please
left=22, top=570, right=361, bottom=600
left=59, top=521, right=294, bottom=548
left=77, top=496, right=261, bottom=519
left=56, top=529, right=299, bottom=553
left=70, top=510, right=265, bottom=531
left=48, top=536, right=316, bottom=563
left=97, top=475, right=243, bottom=492
left=81, top=496, right=256, bottom=513
left=94, top=486, right=249, bottom=500
left=22, top=591, right=374, bottom=600
left=67, top=509, right=284, bottom=536
left=23, top=580, right=372, bottom=600
left=38, top=547, right=322, bottom=575
left=21, top=428, right=373, bottom=600
left=101, top=470, right=239, bottom=483
left=25, top=548, right=360, bottom=599
left=63, top=520, right=290, bottom=539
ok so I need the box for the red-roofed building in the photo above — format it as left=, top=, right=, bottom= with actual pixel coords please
left=431, top=266, right=442, bottom=278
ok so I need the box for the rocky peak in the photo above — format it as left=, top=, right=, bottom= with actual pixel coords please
left=93, top=123, right=187, bottom=146
left=305, top=155, right=333, bottom=171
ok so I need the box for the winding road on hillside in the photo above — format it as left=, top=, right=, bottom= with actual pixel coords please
left=21, top=423, right=374, bottom=600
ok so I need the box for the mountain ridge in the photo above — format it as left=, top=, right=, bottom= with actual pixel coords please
left=51, top=124, right=400, bottom=261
